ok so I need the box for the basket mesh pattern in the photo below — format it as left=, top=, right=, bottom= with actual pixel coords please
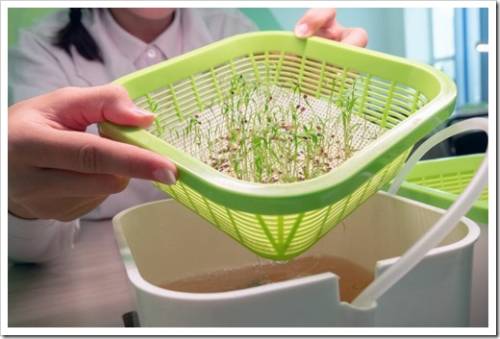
left=132, top=51, right=428, bottom=259
left=408, top=168, right=488, bottom=201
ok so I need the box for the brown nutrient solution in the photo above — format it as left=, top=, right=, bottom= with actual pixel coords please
left=159, top=256, right=373, bottom=302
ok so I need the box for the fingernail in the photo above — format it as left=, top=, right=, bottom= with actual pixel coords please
left=295, top=23, right=310, bottom=37
left=153, top=168, right=176, bottom=185
left=133, top=107, right=155, bottom=117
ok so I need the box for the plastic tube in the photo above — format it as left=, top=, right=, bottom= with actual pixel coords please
left=352, top=118, right=488, bottom=308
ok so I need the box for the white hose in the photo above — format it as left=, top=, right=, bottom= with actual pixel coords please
left=352, top=118, right=488, bottom=308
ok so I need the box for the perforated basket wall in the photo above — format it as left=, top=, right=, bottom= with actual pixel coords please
left=395, top=154, right=488, bottom=224
left=155, top=151, right=409, bottom=259
left=100, top=32, right=456, bottom=260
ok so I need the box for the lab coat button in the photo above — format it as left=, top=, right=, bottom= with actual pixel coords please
left=147, top=48, right=157, bottom=59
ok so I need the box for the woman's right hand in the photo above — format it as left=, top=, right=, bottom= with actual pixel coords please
left=8, top=84, right=177, bottom=221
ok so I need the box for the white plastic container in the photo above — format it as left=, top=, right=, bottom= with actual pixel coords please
left=113, top=192, right=479, bottom=327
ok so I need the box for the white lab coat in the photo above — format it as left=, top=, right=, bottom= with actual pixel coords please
left=8, top=8, right=256, bottom=262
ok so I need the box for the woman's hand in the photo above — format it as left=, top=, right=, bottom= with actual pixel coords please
left=8, top=84, right=177, bottom=221
left=295, top=8, right=368, bottom=47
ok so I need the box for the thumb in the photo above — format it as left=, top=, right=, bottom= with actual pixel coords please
left=295, top=9, right=337, bottom=38
left=43, top=84, right=156, bottom=131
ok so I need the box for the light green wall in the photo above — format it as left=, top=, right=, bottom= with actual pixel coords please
left=239, top=8, right=281, bottom=30
left=8, top=8, right=58, bottom=45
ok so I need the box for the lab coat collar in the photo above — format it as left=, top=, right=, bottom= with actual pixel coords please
left=73, top=9, right=135, bottom=86
left=101, top=8, right=149, bottom=63
left=177, top=9, right=214, bottom=56
left=72, top=8, right=214, bottom=86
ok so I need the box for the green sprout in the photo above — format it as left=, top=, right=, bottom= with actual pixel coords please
left=145, top=94, right=164, bottom=136
left=160, top=73, right=370, bottom=184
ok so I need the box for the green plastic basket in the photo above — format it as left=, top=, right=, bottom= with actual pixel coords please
left=100, top=32, right=456, bottom=260
left=393, top=154, right=488, bottom=224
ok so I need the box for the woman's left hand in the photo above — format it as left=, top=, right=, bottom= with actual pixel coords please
left=295, top=8, right=368, bottom=48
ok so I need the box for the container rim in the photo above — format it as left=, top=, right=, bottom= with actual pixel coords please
left=375, top=191, right=481, bottom=268
left=113, top=192, right=480, bottom=304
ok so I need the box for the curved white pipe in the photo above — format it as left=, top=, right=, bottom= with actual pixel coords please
left=352, top=118, right=488, bottom=307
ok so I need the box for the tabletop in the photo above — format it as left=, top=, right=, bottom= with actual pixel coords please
left=8, top=219, right=135, bottom=327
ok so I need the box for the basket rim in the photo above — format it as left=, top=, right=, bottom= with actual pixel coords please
left=100, top=31, right=457, bottom=214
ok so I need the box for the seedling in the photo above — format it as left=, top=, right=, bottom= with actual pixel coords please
left=163, top=74, right=382, bottom=184
left=145, top=94, right=165, bottom=136
left=337, top=80, right=358, bottom=159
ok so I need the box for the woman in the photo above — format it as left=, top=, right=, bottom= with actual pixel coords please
left=8, top=8, right=367, bottom=262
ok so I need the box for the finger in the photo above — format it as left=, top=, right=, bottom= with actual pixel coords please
left=42, top=84, right=156, bottom=130
left=22, top=196, right=108, bottom=221
left=56, top=196, right=108, bottom=221
left=21, top=129, right=177, bottom=185
left=314, top=21, right=344, bottom=41
left=31, top=169, right=130, bottom=198
left=8, top=167, right=128, bottom=200
left=340, top=27, right=369, bottom=47
left=295, top=8, right=336, bottom=38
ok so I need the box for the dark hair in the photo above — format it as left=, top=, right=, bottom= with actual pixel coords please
left=54, top=8, right=103, bottom=62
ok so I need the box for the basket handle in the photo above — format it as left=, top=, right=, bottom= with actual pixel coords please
left=352, top=117, right=488, bottom=307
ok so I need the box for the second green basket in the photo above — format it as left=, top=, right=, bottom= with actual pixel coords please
left=393, top=154, right=488, bottom=224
